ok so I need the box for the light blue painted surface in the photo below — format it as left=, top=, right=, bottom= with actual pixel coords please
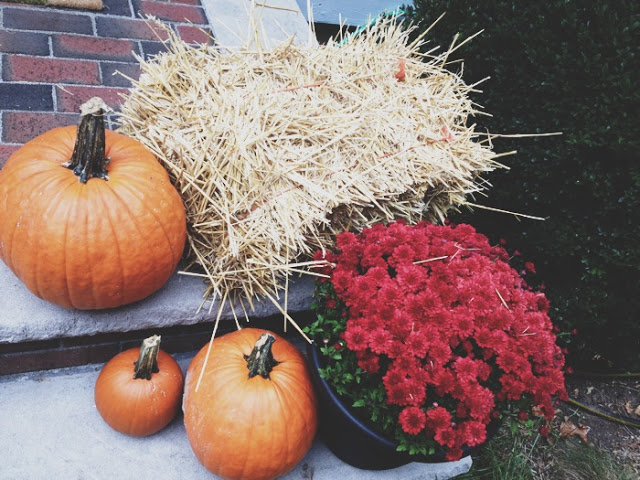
left=297, top=0, right=412, bottom=26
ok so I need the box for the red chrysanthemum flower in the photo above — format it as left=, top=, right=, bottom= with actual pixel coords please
left=399, top=407, right=427, bottom=435
left=460, top=420, right=487, bottom=447
left=426, top=406, right=452, bottom=431
left=386, top=382, right=410, bottom=406
left=405, top=331, right=429, bottom=358
left=369, top=328, right=394, bottom=355
left=342, top=324, right=368, bottom=351
left=356, top=351, right=380, bottom=374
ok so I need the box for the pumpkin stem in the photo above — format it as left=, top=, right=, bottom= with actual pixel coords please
left=62, top=97, right=111, bottom=184
left=244, top=333, right=280, bottom=380
left=133, top=335, right=161, bottom=380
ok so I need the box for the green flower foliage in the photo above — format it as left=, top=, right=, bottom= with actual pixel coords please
left=405, top=1, right=640, bottom=370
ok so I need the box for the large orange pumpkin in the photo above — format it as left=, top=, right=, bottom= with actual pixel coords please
left=0, top=98, right=186, bottom=309
left=95, top=335, right=184, bottom=436
left=183, top=328, right=318, bottom=480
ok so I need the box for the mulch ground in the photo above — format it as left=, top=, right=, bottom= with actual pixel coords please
left=560, top=374, right=640, bottom=471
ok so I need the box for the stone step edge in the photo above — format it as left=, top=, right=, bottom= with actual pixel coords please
left=0, top=261, right=315, bottom=345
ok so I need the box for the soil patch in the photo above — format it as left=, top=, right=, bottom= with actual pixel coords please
left=557, top=374, right=640, bottom=473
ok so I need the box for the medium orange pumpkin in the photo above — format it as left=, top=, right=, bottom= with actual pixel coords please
left=0, top=98, right=186, bottom=309
left=183, top=328, right=318, bottom=480
left=95, top=335, right=184, bottom=436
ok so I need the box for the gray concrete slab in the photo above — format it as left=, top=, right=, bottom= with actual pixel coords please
left=0, top=261, right=314, bottom=344
left=0, top=353, right=471, bottom=479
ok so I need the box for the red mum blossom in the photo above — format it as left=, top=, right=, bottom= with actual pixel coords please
left=405, top=378, right=427, bottom=406
left=389, top=243, right=416, bottom=267
left=396, top=264, right=427, bottom=292
left=399, top=407, right=427, bottom=435
left=342, top=324, right=368, bottom=351
left=431, top=367, right=456, bottom=397
left=445, top=447, right=464, bottom=462
left=331, top=269, right=353, bottom=295
left=427, top=340, right=452, bottom=364
left=463, top=385, right=495, bottom=421
left=434, top=425, right=458, bottom=448
left=426, top=406, right=451, bottom=431
left=394, top=354, right=421, bottom=373
left=356, top=351, right=380, bottom=374
left=405, top=331, right=429, bottom=358
left=383, top=368, right=407, bottom=388
left=386, top=382, right=411, bottom=406
left=460, top=420, right=487, bottom=447
left=369, top=328, right=394, bottom=355
left=453, top=357, right=479, bottom=385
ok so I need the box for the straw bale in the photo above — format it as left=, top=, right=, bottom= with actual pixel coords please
left=117, top=18, right=504, bottom=313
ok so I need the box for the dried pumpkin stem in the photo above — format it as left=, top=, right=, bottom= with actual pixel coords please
left=63, top=97, right=111, bottom=183
left=133, top=335, right=161, bottom=380
left=244, top=333, right=280, bottom=379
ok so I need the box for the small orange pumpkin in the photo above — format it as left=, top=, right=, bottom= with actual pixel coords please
left=94, top=335, right=184, bottom=436
left=0, top=97, right=186, bottom=309
left=183, top=328, right=318, bottom=480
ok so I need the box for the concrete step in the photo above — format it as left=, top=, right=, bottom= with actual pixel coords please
left=0, top=260, right=313, bottom=345
left=0, top=259, right=315, bottom=374
left=0, top=353, right=472, bottom=480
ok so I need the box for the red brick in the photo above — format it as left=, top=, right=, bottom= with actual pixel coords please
left=0, top=144, right=22, bottom=169
left=176, top=24, right=213, bottom=45
left=4, top=56, right=100, bottom=85
left=3, top=112, right=78, bottom=144
left=55, top=85, right=130, bottom=113
left=138, top=0, right=206, bottom=24
left=52, top=34, right=138, bottom=62
left=96, top=16, right=171, bottom=41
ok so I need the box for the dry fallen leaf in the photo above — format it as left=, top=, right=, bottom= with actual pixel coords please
left=624, top=401, right=640, bottom=417
left=559, top=417, right=590, bottom=445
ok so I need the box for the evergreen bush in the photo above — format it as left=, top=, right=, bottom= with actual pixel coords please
left=405, top=1, right=640, bottom=370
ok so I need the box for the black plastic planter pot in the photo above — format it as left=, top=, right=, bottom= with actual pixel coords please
left=307, top=344, right=496, bottom=470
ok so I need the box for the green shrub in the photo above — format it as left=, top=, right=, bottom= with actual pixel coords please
left=405, top=1, right=640, bottom=370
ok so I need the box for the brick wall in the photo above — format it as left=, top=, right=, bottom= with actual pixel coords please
left=0, top=0, right=212, bottom=168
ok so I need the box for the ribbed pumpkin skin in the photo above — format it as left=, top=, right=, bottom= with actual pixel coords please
left=94, top=346, right=184, bottom=436
left=0, top=126, right=186, bottom=309
left=183, top=328, right=318, bottom=480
